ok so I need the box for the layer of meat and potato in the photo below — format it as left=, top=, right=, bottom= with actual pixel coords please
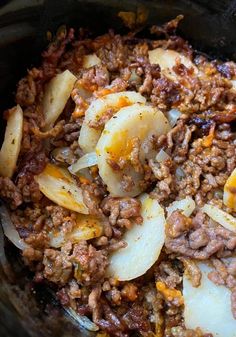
left=0, top=18, right=236, bottom=337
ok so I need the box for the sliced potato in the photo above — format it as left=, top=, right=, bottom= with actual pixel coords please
left=79, top=91, right=146, bottom=153
left=34, top=163, right=88, bottom=214
left=224, top=167, right=236, bottom=211
left=83, top=54, right=101, bottom=68
left=96, top=103, right=170, bottom=197
left=107, top=194, right=165, bottom=281
left=0, top=105, right=23, bottom=178
left=166, top=197, right=196, bottom=217
left=43, top=70, right=77, bottom=129
left=202, top=204, right=236, bottom=233
left=183, top=262, right=236, bottom=337
left=148, top=48, right=198, bottom=81
left=49, top=214, right=103, bottom=247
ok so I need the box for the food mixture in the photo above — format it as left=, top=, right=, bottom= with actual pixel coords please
left=0, top=17, right=236, bottom=337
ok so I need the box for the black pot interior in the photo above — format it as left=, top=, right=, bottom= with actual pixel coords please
left=1, top=0, right=236, bottom=336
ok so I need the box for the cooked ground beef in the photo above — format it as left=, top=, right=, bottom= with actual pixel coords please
left=231, top=289, right=236, bottom=319
left=178, top=257, right=201, bottom=288
left=166, top=211, right=193, bottom=238
left=165, top=211, right=236, bottom=261
left=0, top=177, right=22, bottom=209
left=43, top=248, right=73, bottom=285
left=1, top=18, right=236, bottom=337
left=101, top=196, right=142, bottom=228
left=71, top=241, right=108, bottom=286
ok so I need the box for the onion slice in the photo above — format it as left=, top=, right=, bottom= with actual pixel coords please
left=64, top=307, right=99, bottom=331
left=202, top=204, right=236, bottom=233
left=155, top=149, right=170, bottom=162
left=166, top=109, right=181, bottom=127
left=167, top=197, right=196, bottom=217
left=68, top=152, right=97, bottom=174
left=82, top=54, right=101, bottom=69
left=0, top=204, right=28, bottom=250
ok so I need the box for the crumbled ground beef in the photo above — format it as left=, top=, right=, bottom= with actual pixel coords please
left=166, top=211, right=193, bottom=238
left=206, top=258, right=236, bottom=318
left=71, top=241, right=108, bottom=286
left=42, top=28, right=75, bottom=80
left=1, top=19, right=236, bottom=337
left=0, top=177, right=22, bottom=209
left=43, top=247, right=73, bottom=285
left=96, top=34, right=129, bottom=72
left=45, top=205, right=77, bottom=231
left=150, top=118, right=236, bottom=207
left=165, top=211, right=236, bottom=260
left=179, top=257, right=201, bottom=288
left=122, top=304, right=151, bottom=334
left=16, top=74, right=37, bottom=107
left=15, top=150, right=47, bottom=203
left=81, top=182, right=105, bottom=215
left=155, top=260, right=182, bottom=289
left=231, top=289, right=236, bottom=319
left=101, top=196, right=143, bottom=228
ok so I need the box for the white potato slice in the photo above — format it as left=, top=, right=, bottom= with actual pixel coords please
left=166, top=196, right=196, bottom=217
left=49, top=214, right=103, bottom=248
left=202, top=204, right=236, bottom=233
left=96, top=103, right=170, bottom=197
left=34, top=163, right=88, bottom=214
left=79, top=91, right=146, bottom=153
left=224, top=167, right=236, bottom=211
left=148, top=48, right=198, bottom=81
left=43, top=70, right=77, bottom=129
left=0, top=105, right=23, bottom=178
left=107, top=194, right=165, bottom=281
left=183, top=262, right=236, bottom=337
left=83, top=54, right=101, bottom=68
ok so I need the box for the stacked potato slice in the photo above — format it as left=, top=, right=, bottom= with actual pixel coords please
left=30, top=65, right=172, bottom=281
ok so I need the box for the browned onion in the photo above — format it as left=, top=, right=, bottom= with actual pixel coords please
left=64, top=307, right=99, bottom=331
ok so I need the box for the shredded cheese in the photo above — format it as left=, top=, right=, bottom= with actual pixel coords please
left=156, top=281, right=184, bottom=305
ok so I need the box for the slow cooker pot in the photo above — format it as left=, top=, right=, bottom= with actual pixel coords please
left=0, top=1, right=236, bottom=336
